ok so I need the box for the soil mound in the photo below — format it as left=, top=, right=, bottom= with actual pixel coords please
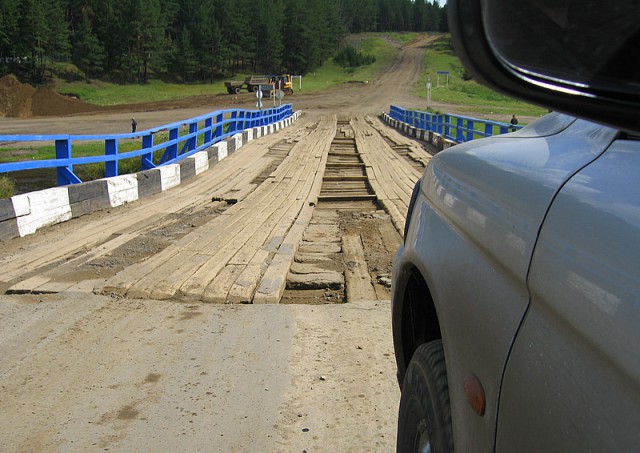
left=0, top=74, right=101, bottom=118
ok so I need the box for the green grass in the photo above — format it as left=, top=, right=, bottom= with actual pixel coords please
left=300, top=34, right=397, bottom=92
left=0, top=175, right=15, bottom=198
left=387, top=32, right=422, bottom=45
left=56, top=79, right=228, bottom=106
left=417, top=35, right=546, bottom=118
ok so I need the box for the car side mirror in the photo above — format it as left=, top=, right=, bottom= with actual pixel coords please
left=448, top=0, right=640, bottom=133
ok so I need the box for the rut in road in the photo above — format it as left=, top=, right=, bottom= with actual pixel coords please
left=2, top=115, right=433, bottom=304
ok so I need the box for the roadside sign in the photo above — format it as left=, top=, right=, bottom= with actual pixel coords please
left=437, top=71, right=450, bottom=88
left=256, top=90, right=263, bottom=99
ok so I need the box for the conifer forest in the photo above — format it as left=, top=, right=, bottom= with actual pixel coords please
left=0, top=0, right=448, bottom=84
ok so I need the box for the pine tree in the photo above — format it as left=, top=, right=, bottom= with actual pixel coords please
left=252, top=0, right=285, bottom=73
left=72, top=8, right=106, bottom=78
left=0, top=0, right=21, bottom=76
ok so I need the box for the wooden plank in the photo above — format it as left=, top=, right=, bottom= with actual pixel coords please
left=201, top=264, right=244, bottom=303
left=351, top=117, right=421, bottom=233
left=342, top=233, right=377, bottom=302
left=124, top=250, right=202, bottom=299
left=252, top=183, right=328, bottom=300
left=176, top=184, right=295, bottom=299
left=30, top=280, right=75, bottom=294
left=6, top=276, right=51, bottom=294
left=226, top=249, right=271, bottom=303
left=229, top=197, right=300, bottom=265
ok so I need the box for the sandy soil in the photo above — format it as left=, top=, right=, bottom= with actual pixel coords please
left=0, top=36, right=440, bottom=452
left=0, top=294, right=397, bottom=452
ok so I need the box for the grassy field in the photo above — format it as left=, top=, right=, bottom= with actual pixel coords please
left=56, top=79, right=228, bottom=105
left=299, top=33, right=399, bottom=92
left=416, top=35, right=546, bottom=118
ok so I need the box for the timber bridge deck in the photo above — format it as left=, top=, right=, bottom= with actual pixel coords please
left=0, top=114, right=434, bottom=304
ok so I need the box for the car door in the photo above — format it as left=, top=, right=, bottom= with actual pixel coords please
left=496, top=137, right=640, bottom=451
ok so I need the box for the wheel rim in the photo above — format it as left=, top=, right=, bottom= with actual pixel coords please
left=416, top=419, right=432, bottom=453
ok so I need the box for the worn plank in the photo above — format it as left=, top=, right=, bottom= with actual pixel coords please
left=342, top=233, right=377, bottom=302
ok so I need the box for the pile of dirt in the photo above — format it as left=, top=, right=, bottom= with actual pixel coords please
left=0, top=74, right=101, bottom=118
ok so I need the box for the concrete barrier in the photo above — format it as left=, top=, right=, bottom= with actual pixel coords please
left=381, top=112, right=457, bottom=152
left=0, top=111, right=302, bottom=241
left=12, top=187, right=72, bottom=237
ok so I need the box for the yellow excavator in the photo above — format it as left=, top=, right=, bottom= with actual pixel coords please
left=270, top=74, right=294, bottom=95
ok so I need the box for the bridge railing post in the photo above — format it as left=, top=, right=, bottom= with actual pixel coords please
left=167, top=127, right=179, bottom=162
left=204, top=117, right=213, bottom=146
left=214, top=113, right=223, bottom=139
left=55, top=138, right=81, bottom=185
left=141, top=134, right=155, bottom=169
left=467, top=119, right=475, bottom=142
left=187, top=121, right=198, bottom=153
left=239, top=110, right=246, bottom=130
left=484, top=123, right=493, bottom=139
left=105, top=138, right=118, bottom=177
left=229, top=111, right=238, bottom=134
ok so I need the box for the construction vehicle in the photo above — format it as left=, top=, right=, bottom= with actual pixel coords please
left=224, top=80, right=244, bottom=94
left=271, top=74, right=294, bottom=95
left=224, top=75, right=271, bottom=94
left=224, top=74, right=294, bottom=95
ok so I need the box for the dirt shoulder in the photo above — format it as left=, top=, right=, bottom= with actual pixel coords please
left=0, top=293, right=398, bottom=452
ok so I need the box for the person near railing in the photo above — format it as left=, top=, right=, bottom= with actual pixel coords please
left=510, top=114, right=518, bottom=131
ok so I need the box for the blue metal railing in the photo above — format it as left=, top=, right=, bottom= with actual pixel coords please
left=0, top=104, right=293, bottom=186
left=389, top=105, right=522, bottom=143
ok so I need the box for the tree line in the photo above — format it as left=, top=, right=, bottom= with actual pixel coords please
left=0, top=0, right=447, bottom=84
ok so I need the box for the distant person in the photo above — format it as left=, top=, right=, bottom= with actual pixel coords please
left=510, top=114, right=518, bottom=131
left=131, top=118, right=137, bottom=133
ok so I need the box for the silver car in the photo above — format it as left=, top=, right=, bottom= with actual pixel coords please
left=392, top=0, right=640, bottom=451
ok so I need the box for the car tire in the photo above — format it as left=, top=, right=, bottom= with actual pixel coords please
left=397, top=340, right=453, bottom=453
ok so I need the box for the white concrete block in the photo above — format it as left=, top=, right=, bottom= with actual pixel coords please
left=190, top=151, right=209, bottom=175
left=106, top=174, right=139, bottom=207
left=233, top=133, right=243, bottom=150
left=214, top=141, right=228, bottom=161
left=13, top=187, right=71, bottom=237
left=159, top=164, right=181, bottom=191
left=11, top=193, right=31, bottom=217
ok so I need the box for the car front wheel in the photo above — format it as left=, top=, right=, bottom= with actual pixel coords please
left=397, top=340, right=453, bottom=453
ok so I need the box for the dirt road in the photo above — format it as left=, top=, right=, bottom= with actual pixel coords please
left=0, top=36, right=437, bottom=452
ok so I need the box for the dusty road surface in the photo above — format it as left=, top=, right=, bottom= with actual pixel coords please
left=0, top=36, right=438, bottom=452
